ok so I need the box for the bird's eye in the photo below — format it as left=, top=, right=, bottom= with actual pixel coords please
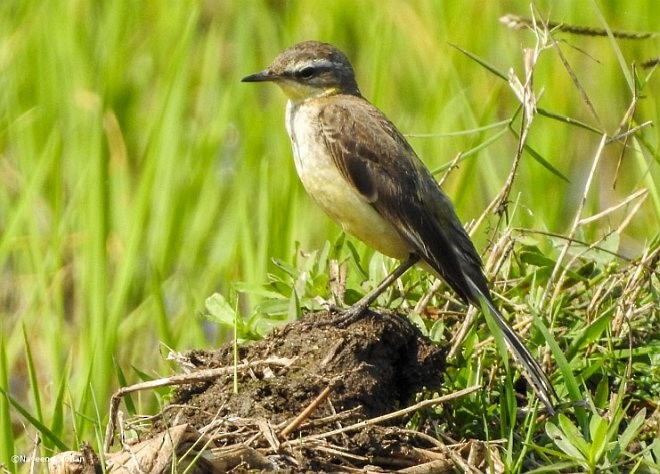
left=297, top=66, right=316, bottom=79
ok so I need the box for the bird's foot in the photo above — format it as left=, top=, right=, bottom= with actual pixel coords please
left=304, top=254, right=420, bottom=329
left=306, top=303, right=369, bottom=328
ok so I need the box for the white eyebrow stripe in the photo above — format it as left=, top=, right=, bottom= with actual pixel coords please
left=309, top=58, right=336, bottom=69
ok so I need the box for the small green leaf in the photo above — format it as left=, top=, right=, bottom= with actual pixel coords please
left=345, top=240, right=368, bottom=278
left=576, top=261, right=596, bottom=278
left=546, top=420, right=587, bottom=461
left=618, top=408, right=646, bottom=452
left=593, top=377, right=609, bottom=409
left=267, top=279, right=294, bottom=298
left=232, top=281, right=284, bottom=300
left=204, top=293, right=240, bottom=328
left=565, top=312, right=613, bottom=361
left=332, top=232, right=347, bottom=259
left=557, top=414, right=590, bottom=459
left=271, top=257, right=298, bottom=277
left=343, top=288, right=365, bottom=306
left=256, top=298, right=290, bottom=316
left=407, top=312, right=428, bottom=336
left=588, top=412, right=609, bottom=464
left=519, top=249, right=556, bottom=268
left=428, top=320, right=445, bottom=343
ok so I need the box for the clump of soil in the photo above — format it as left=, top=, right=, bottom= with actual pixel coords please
left=91, top=309, right=482, bottom=473
left=170, top=309, right=445, bottom=431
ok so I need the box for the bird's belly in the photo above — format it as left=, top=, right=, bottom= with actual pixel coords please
left=300, top=155, right=410, bottom=260
left=286, top=105, right=410, bottom=260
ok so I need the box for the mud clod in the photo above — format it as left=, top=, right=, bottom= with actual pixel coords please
left=100, top=310, right=462, bottom=472
left=170, top=309, right=445, bottom=430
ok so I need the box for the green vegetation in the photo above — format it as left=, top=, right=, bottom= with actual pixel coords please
left=0, top=1, right=657, bottom=472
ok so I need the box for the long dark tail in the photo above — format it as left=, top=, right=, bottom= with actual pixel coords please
left=465, top=277, right=557, bottom=415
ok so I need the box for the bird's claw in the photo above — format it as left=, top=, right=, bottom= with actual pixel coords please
left=305, top=303, right=368, bottom=328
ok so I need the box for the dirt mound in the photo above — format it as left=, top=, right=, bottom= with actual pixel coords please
left=67, top=310, right=495, bottom=473
left=171, top=309, right=445, bottom=429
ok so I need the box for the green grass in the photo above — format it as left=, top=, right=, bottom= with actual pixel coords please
left=0, top=0, right=658, bottom=472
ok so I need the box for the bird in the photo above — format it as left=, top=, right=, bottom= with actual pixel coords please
left=242, top=40, right=556, bottom=414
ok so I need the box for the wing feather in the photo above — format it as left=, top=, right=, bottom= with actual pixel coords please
left=318, top=96, right=487, bottom=303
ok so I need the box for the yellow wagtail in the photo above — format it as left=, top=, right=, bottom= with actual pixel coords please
left=242, top=41, right=556, bottom=414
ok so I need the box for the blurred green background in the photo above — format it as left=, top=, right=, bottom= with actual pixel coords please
left=0, top=0, right=657, bottom=461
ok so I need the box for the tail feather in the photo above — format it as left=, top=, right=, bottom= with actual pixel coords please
left=466, top=277, right=556, bottom=415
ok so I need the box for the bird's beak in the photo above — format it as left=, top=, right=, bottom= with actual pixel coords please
left=241, top=69, right=277, bottom=83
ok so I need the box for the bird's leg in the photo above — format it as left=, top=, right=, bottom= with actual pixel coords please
left=313, top=254, right=420, bottom=327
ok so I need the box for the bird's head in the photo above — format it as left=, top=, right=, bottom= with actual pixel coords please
left=242, top=41, right=361, bottom=102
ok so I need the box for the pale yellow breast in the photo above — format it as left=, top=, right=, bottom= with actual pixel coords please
left=285, top=100, right=411, bottom=260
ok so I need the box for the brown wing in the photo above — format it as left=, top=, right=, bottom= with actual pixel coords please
left=317, top=95, right=489, bottom=304
left=318, top=96, right=558, bottom=411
